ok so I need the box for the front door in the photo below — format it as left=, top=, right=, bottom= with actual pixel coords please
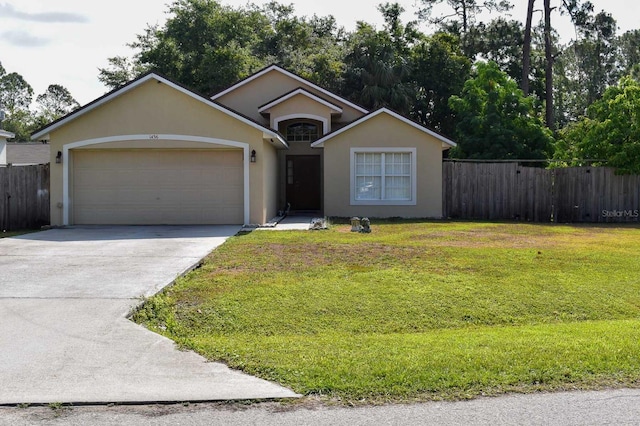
left=286, top=155, right=321, bottom=211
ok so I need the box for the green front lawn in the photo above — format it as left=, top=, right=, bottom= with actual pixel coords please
left=134, top=221, right=640, bottom=402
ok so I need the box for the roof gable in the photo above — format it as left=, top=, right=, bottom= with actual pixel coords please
left=31, top=72, right=287, bottom=148
left=311, top=108, right=457, bottom=149
left=0, top=130, right=15, bottom=139
left=258, top=88, right=343, bottom=115
left=6, top=142, right=50, bottom=165
left=212, top=65, right=368, bottom=114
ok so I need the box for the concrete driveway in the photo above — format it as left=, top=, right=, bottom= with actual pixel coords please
left=0, top=226, right=298, bottom=404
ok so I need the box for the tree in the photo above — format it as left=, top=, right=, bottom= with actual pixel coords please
left=615, top=30, right=640, bottom=77
left=98, top=56, right=149, bottom=90
left=518, top=0, right=596, bottom=129
left=417, top=0, right=512, bottom=35
left=34, top=84, right=80, bottom=127
left=553, top=11, right=618, bottom=127
left=555, top=76, right=640, bottom=174
left=98, top=0, right=348, bottom=95
left=254, top=2, right=347, bottom=93
left=543, top=0, right=554, bottom=129
left=522, top=0, right=535, bottom=95
left=342, top=4, right=418, bottom=114
left=411, top=32, right=471, bottom=135
left=0, top=72, right=33, bottom=114
left=0, top=71, right=34, bottom=140
left=473, top=18, right=524, bottom=82
left=0, top=62, right=80, bottom=140
left=449, top=61, right=553, bottom=159
left=574, top=11, right=618, bottom=103
left=417, top=0, right=513, bottom=60
left=99, top=0, right=273, bottom=94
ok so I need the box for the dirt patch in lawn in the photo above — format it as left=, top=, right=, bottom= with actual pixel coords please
left=204, top=241, right=436, bottom=274
left=264, top=242, right=434, bottom=270
left=417, top=230, right=560, bottom=249
left=412, top=225, right=624, bottom=249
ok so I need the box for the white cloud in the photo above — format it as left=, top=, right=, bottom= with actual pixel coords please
left=2, top=30, right=49, bottom=47
left=0, top=3, right=88, bottom=23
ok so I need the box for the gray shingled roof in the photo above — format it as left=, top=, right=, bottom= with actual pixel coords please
left=7, top=142, right=50, bottom=165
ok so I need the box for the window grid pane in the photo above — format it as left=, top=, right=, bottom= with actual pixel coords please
left=355, top=152, right=412, bottom=202
left=385, top=176, right=411, bottom=200
left=286, top=123, right=319, bottom=142
left=355, top=153, right=382, bottom=200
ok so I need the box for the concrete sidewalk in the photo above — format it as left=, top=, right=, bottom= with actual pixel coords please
left=255, top=215, right=319, bottom=231
left=0, top=226, right=298, bottom=404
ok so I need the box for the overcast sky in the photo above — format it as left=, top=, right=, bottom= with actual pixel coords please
left=1, top=0, right=639, bottom=106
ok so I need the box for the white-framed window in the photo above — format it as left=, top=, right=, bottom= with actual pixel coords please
left=286, top=122, right=320, bottom=142
left=350, top=148, right=417, bottom=205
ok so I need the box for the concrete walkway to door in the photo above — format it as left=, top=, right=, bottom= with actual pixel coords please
left=0, top=226, right=299, bottom=405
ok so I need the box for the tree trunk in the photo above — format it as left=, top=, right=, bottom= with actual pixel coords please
left=544, top=0, right=554, bottom=130
left=522, top=0, right=535, bottom=95
left=461, top=0, right=468, bottom=33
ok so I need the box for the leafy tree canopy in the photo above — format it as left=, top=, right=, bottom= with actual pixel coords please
left=98, top=0, right=346, bottom=95
left=0, top=72, right=33, bottom=114
left=556, top=76, right=640, bottom=173
left=411, top=32, right=471, bottom=136
left=417, top=0, right=512, bottom=34
left=0, top=70, right=35, bottom=140
left=0, top=61, right=79, bottom=140
left=342, top=4, right=419, bottom=114
left=34, top=84, right=80, bottom=128
left=449, top=61, right=553, bottom=160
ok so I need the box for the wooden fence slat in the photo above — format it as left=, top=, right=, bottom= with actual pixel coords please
left=443, top=163, right=639, bottom=223
left=0, top=164, right=50, bottom=231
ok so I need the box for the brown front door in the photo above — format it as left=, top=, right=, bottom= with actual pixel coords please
left=286, top=155, right=321, bottom=211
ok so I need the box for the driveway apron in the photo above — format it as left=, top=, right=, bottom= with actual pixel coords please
left=0, top=226, right=298, bottom=404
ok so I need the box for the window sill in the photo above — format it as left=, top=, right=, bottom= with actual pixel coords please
left=351, top=200, right=416, bottom=206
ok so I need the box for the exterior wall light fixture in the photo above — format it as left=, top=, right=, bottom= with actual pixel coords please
left=56, top=151, right=62, bottom=164
left=250, top=149, right=256, bottom=163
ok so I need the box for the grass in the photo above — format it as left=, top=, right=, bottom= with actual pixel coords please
left=133, top=221, right=640, bottom=402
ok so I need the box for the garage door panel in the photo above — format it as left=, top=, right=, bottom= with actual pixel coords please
left=72, top=149, right=244, bottom=225
left=73, top=189, right=120, bottom=205
left=74, top=207, right=160, bottom=225
left=199, top=166, right=244, bottom=181
left=74, top=169, right=114, bottom=187
left=76, top=170, right=141, bottom=187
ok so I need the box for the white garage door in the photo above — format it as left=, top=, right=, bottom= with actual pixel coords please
left=72, top=149, right=244, bottom=225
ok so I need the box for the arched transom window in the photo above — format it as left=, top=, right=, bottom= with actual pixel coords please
left=286, top=122, right=320, bottom=142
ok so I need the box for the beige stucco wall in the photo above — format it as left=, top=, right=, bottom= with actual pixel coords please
left=268, top=94, right=334, bottom=133
left=323, top=113, right=445, bottom=219
left=262, top=139, right=279, bottom=221
left=215, top=69, right=365, bottom=124
left=47, top=78, right=274, bottom=225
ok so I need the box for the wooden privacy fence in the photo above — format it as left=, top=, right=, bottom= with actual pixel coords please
left=443, top=162, right=553, bottom=222
left=443, top=162, right=640, bottom=223
left=0, top=162, right=636, bottom=229
left=554, top=167, right=640, bottom=223
left=0, top=164, right=50, bottom=231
